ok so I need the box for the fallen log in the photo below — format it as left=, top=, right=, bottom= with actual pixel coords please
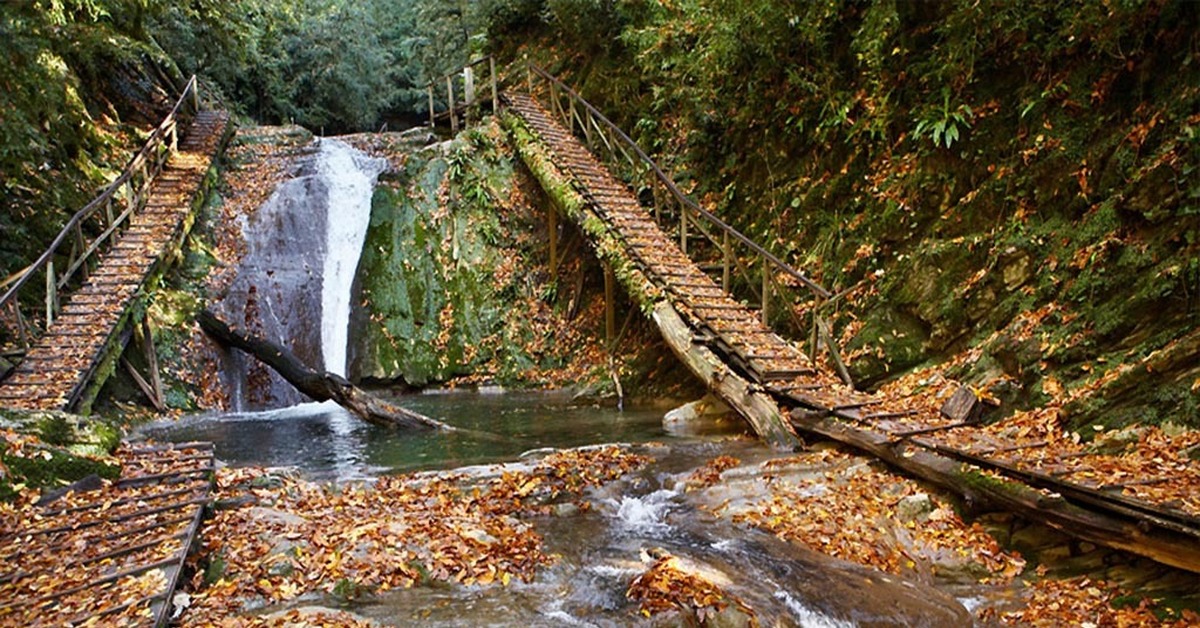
left=653, top=302, right=800, bottom=449
left=198, top=309, right=452, bottom=431
left=790, top=410, right=1200, bottom=574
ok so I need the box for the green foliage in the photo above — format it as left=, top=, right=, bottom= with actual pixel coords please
left=913, top=89, right=973, bottom=148
left=0, top=441, right=120, bottom=502
left=485, top=0, right=1200, bottom=424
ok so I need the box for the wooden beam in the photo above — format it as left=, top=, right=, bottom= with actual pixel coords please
left=122, top=357, right=165, bottom=412
left=139, top=317, right=164, bottom=410
left=199, top=310, right=453, bottom=430
left=790, top=411, right=1200, bottom=574
left=761, top=256, right=770, bottom=327
left=722, top=231, right=731, bottom=291
left=653, top=302, right=800, bottom=449
left=604, top=263, right=616, bottom=350
left=447, top=76, right=457, bottom=133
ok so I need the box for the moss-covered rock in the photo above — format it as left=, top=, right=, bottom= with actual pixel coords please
left=0, top=408, right=121, bottom=501
left=348, top=122, right=580, bottom=386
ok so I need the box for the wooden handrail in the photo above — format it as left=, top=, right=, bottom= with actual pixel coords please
left=0, top=75, right=200, bottom=345
left=525, top=64, right=832, bottom=300
left=426, top=56, right=499, bottom=133
left=425, top=56, right=494, bottom=90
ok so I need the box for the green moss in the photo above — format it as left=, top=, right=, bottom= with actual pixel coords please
left=0, top=443, right=119, bottom=502
left=351, top=120, right=585, bottom=386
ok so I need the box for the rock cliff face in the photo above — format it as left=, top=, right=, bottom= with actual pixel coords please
left=346, top=123, right=604, bottom=388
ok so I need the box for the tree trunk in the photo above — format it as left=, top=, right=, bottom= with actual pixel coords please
left=198, top=309, right=451, bottom=431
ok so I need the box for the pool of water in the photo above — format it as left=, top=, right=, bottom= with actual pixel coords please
left=138, top=390, right=698, bottom=480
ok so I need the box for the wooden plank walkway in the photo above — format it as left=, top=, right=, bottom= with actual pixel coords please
left=0, top=111, right=230, bottom=413
left=504, top=87, right=1200, bottom=571
left=506, top=93, right=836, bottom=392
left=0, top=442, right=214, bottom=627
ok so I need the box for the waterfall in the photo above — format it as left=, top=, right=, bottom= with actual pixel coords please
left=317, top=139, right=387, bottom=376
left=217, top=137, right=385, bottom=409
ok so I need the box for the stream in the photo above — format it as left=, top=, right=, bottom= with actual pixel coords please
left=141, top=393, right=974, bottom=626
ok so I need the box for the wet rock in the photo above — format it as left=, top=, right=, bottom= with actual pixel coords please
left=460, top=525, right=498, bottom=546
left=1089, top=425, right=1145, bottom=454
left=664, top=395, right=731, bottom=422
left=214, top=494, right=259, bottom=510
left=966, top=284, right=997, bottom=323
left=1009, top=522, right=1071, bottom=554
left=896, top=493, right=935, bottom=522
left=663, top=394, right=741, bottom=436
left=845, top=308, right=930, bottom=385
left=519, top=447, right=557, bottom=461
left=260, top=605, right=379, bottom=626
left=1000, top=247, right=1033, bottom=290
left=247, top=506, right=308, bottom=527
left=648, top=605, right=754, bottom=628
left=551, top=502, right=580, bottom=517
left=266, top=557, right=296, bottom=577
left=249, top=474, right=288, bottom=490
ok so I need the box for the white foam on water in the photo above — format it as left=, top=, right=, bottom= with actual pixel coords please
left=774, top=590, right=857, bottom=628
left=317, top=138, right=387, bottom=376
left=614, top=489, right=677, bottom=532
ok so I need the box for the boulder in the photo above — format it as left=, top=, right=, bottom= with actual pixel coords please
left=895, top=493, right=935, bottom=523
left=663, top=395, right=738, bottom=436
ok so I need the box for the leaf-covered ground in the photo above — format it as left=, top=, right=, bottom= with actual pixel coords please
left=180, top=445, right=651, bottom=625
left=0, top=440, right=210, bottom=626
left=692, top=447, right=1199, bottom=626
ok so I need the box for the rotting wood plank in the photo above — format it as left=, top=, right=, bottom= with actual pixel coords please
left=0, top=442, right=214, bottom=627
left=789, top=411, right=1200, bottom=573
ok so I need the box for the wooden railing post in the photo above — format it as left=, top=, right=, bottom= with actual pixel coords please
left=73, top=224, right=88, bottom=281
left=604, top=263, right=616, bottom=351
left=447, top=76, right=458, bottom=133
left=10, top=301, right=31, bottom=349
left=653, top=179, right=661, bottom=224
left=490, top=56, right=498, bottom=113
left=464, top=66, right=476, bottom=125
left=761, top=257, right=771, bottom=326
left=722, top=231, right=731, bottom=291
left=45, top=259, right=56, bottom=327
left=680, top=202, right=688, bottom=255
left=549, top=82, right=559, bottom=123
left=525, top=54, right=532, bottom=93
left=428, top=85, right=436, bottom=128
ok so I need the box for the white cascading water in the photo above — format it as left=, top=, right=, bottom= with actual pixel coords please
left=317, top=139, right=387, bottom=376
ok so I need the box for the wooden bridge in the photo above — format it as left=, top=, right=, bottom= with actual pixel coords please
left=0, top=77, right=230, bottom=414
left=467, top=59, right=1200, bottom=574
left=0, top=442, right=214, bottom=626
left=0, top=77, right=228, bottom=627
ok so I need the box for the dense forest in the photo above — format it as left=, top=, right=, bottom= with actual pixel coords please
left=4, top=0, right=1198, bottom=426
